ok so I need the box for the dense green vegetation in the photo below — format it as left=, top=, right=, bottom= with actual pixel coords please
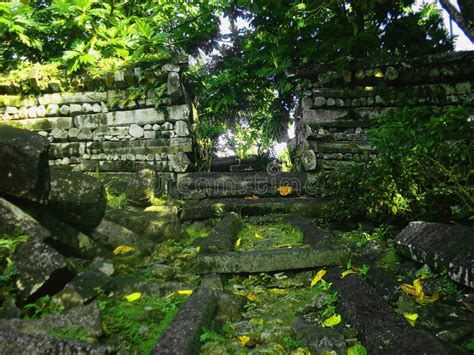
left=318, top=106, right=473, bottom=223
left=0, top=0, right=470, bottom=225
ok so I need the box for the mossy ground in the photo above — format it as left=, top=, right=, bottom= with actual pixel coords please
left=236, top=215, right=307, bottom=251
left=3, top=214, right=473, bottom=354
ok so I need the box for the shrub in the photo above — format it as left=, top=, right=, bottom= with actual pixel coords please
left=320, top=106, right=473, bottom=223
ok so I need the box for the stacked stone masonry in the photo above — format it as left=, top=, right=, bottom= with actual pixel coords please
left=0, top=62, right=193, bottom=175
left=291, top=51, right=474, bottom=170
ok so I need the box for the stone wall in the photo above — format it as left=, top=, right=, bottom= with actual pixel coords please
left=290, top=51, right=474, bottom=171
left=0, top=62, right=194, bottom=182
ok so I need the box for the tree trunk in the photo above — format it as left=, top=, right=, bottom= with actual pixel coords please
left=439, top=0, right=474, bottom=43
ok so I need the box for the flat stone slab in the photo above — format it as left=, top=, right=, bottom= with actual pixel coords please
left=152, top=287, right=217, bottom=355
left=395, top=221, right=474, bottom=288
left=0, top=330, right=109, bottom=354
left=328, top=272, right=450, bottom=354
left=180, top=198, right=326, bottom=220
left=196, top=248, right=349, bottom=274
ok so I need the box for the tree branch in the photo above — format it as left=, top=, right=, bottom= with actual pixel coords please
left=439, top=0, right=474, bottom=43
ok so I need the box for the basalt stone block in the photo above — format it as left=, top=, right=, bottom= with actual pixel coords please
left=152, top=288, right=217, bottom=355
left=328, top=272, right=450, bottom=354
left=105, top=208, right=184, bottom=242
left=395, top=221, right=474, bottom=288
left=1, top=116, right=73, bottom=131
left=167, top=104, right=190, bottom=122
left=13, top=239, right=71, bottom=301
left=0, top=125, right=50, bottom=203
left=196, top=248, right=349, bottom=274
left=98, top=169, right=155, bottom=206
left=0, top=330, right=109, bottom=354
left=74, top=108, right=165, bottom=129
left=198, top=213, right=242, bottom=253
left=302, top=109, right=349, bottom=126
left=0, top=198, right=51, bottom=241
left=53, top=261, right=114, bottom=309
left=47, top=168, right=106, bottom=232
left=93, top=218, right=155, bottom=252
left=0, top=302, right=103, bottom=338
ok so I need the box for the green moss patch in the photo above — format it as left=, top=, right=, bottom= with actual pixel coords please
left=100, top=294, right=188, bottom=354
left=236, top=215, right=306, bottom=251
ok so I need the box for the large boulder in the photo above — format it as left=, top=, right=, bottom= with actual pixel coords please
left=47, top=168, right=106, bottom=232
left=13, top=239, right=72, bottom=302
left=0, top=125, right=50, bottom=202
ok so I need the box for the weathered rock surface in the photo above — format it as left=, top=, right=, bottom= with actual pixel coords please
left=99, top=169, right=155, bottom=206
left=47, top=168, right=106, bottom=232
left=196, top=248, right=349, bottom=274
left=0, top=197, right=51, bottom=241
left=105, top=208, right=184, bottom=242
left=175, top=172, right=309, bottom=199
left=197, top=213, right=242, bottom=253
left=13, top=239, right=71, bottom=301
left=53, top=259, right=114, bottom=309
left=0, top=125, right=50, bottom=202
left=0, top=302, right=103, bottom=338
left=395, top=221, right=474, bottom=288
left=1, top=195, right=102, bottom=260
left=180, top=197, right=325, bottom=220
left=287, top=214, right=334, bottom=249
left=328, top=272, right=450, bottom=354
left=152, top=288, right=217, bottom=355
left=0, top=330, right=109, bottom=354
left=293, top=317, right=347, bottom=354
left=93, top=218, right=154, bottom=252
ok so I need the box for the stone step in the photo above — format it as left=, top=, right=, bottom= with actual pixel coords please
left=395, top=221, right=474, bottom=288
left=180, top=197, right=326, bottom=220
left=196, top=248, right=350, bottom=274
left=152, top=287, right=217, bottom=355
left=328, top=272, right=451, bottom=354
left=175, top=172, right=311, bottom=199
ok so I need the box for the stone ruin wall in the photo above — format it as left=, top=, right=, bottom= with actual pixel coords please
left=0, top=61, right=194, bottom=193
left=291, top=51, right=474, bottom=171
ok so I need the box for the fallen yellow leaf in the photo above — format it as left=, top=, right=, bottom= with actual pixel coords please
left=341, top=270, right=357, bottom=279
left=245, top=294, right=258, bottom=302
left=245, top=195, right=259, bottom=200
left=195, top=246, right=201, bottom=253
left=276, top=186, right=293, bottom=196
left=402, top=278, right=439, bottom=305
left=124, top=292, right=142, bottom=302
left=311, top=269, right=326, bottom=287
left=177, top=289, right=193, bottom=296
left=269, top=288, right=288, bottom=295
left=404, top=313, right=418, bottom=327
left=238, top=335, right=250, bottom=346
left=235, top=238, right=242, bottom=247
left=322, top=313, right=341, bottom=327
left=113, top=245, right=134, bottom=255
